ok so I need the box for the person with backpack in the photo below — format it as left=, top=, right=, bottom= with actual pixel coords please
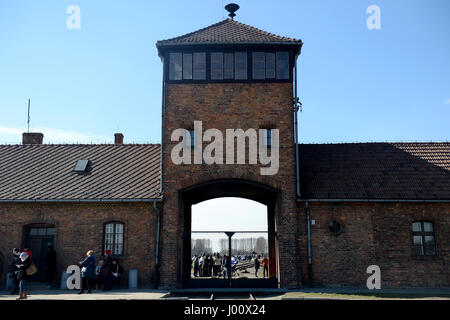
left=16, top=252, right=35, bottom=300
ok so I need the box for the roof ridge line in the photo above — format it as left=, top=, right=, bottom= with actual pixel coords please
left=156, top=18, right=230, bottom=44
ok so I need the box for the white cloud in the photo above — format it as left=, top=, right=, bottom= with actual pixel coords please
left=446, top=98, right=450, bottom=105
left=0, top=125, right=110, bottom=144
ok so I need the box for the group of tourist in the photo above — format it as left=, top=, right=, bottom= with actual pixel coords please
left=192, top=253, right=225, bottom=277
left=9, top=246, right=124, bottom=299
left=77, top=249, right=124, bottom=294
left=191, top=253, right=270, bottom=279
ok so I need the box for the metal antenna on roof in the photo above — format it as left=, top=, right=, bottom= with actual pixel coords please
left=225, top=3, right=239, bottom=20
left=27, top=98, right=30, bottom=133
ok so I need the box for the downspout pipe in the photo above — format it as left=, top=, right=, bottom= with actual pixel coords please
left=305, top=201, right=313, bottom=286
left=160, top=56, right=165, bottom=195
left=153, top=200, right=162, bottom=288
left=293, top=54, right=301, bottom=198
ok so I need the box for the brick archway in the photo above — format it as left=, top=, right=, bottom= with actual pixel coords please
left=179, top=179, right=280, bottom=288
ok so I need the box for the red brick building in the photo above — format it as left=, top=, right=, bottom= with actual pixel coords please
left=0, top=13, right=449, bottom=289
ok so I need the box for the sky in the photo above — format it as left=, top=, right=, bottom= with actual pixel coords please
left=192, top=197, right=267, bottom=252
left=192, top=197, right=267, bottom=232
left=0, top=0, right=449, bottom=144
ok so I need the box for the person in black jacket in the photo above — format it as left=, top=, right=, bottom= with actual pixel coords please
left=10, top=248, right=20, bottom=294
left=16, top=252, right=33, bottom=300
left=111, top=259, right=124, bottom=289
left=78, top=250, right=96, bottom=294
left=254, top=255, right=261, bottom=278
left=101, top=250, right=113, bottom=291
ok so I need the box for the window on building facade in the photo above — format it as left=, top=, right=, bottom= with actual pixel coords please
left=29, top=227, right=55, bottom=236
left=184, top=129, right=195, bottom=148
left=104, top=222, right=124, bottom=256
left=169, top=52, right=182, bottom=80
left=234, top=52, right=247, bottom=80
left=252, top=52, right=289, bottom=80
left=262, top=129, right=273, bottom=148
left=252, top=52, right=265, bottom=79
left=276, top=52, right=289, bottom=79
left=265, top=53, right=276, bottom=79
left=193, top=52, right=206, bottom=80
left=183, top=53, right=193, bottom=80
left=169, top=51, right=289, bottom=81
left=211, top=52, right=224, bottom=80
left=412, top=221, right=436, bottom=256
left=224, top=53, right=234, bottom=79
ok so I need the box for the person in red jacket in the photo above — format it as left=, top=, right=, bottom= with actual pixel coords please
left=261, top=256, right=269, bottom=278
left=21, top=248, right=32, bottom=259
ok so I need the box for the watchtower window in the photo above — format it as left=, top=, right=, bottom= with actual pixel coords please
left=167, top=51, right=290, bottom=82
left=169, top=52, right=182, bottom=80
left=252, top=52, right=265, bottom=79
left=262, top=129, right=273, bottom=148
left=193, top=52, right=206, bottom=80
left=224, top=53, right=234, bottom=79
left=276, top=52, right=289, bottom=79
left=211, top=52, right=224, bottom=80
left=183, top=53, right=193, bottom=80
left=265, top=53, right=276, bottom=79
left=234, top=52, right=247, bottom=80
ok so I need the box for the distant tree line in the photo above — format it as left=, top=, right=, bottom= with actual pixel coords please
left=191, top=237, right=268, bottom=256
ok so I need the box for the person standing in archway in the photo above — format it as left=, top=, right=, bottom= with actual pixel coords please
left=261, top=256, right=269, bottom=278
left=254, top=255, right=261, bottom=278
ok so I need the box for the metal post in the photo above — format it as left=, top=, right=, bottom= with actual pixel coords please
left=225, top=232, right=235, bottom=287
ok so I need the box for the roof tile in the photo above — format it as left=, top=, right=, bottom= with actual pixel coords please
left=299, top=142, right=450, bottom=200
left=0, top=144, right=161, bottom=201
left=156, top=18, right=302, bottom=46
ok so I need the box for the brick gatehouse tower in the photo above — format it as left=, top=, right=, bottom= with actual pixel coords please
left=156, top=8, right=303, bottom=288
left=0, top=4, right=448, bottom=290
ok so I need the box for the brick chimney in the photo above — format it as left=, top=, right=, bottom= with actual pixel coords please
left=22, top=132, right=43, bottom=145
left=114, top=133, right=124, bottom=145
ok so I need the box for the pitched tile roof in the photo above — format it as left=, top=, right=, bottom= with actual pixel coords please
left=299, top=143, right=450, bottom=200
left=156, top=18, right=302, bottom=47
left=2, top=142, right=448, bottom=202
left=0, top=144, right=161, bottom=201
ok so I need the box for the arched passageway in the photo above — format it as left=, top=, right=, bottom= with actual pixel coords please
left=180, top=179, right=280, bottom=288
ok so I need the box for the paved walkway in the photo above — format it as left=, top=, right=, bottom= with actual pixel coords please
left=0, top=289, right=169, bottom=300
left=1, top=287, right=449, bottom=300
